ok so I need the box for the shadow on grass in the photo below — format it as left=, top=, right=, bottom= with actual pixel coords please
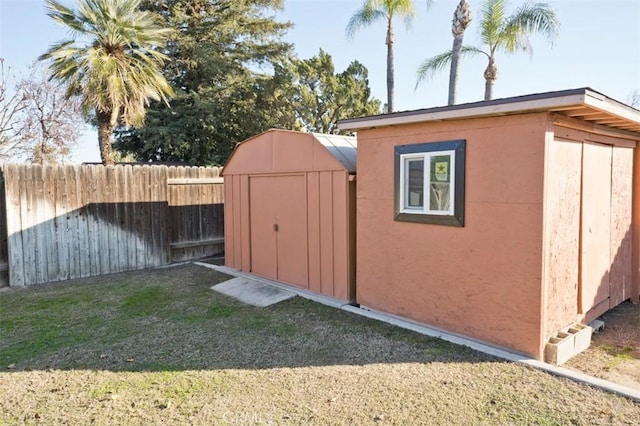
left=0, top=264, right=498, bottom=373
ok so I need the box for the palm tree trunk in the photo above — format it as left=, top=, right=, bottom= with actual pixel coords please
left=96, top=109, right=115, bottom=165
left=483, top=56, right=498, bottom=101
left=448, top=35, right=464, bottom=105
left=484, top=78, right=494, bottom=101
left=449, top=0, right=471, bottom=106
left=386, top=18, right=395, bottom=114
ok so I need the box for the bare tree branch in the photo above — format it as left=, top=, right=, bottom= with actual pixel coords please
left=0, top=58, right=28, bottom=159
left=13, top=62, right=84, bottom=164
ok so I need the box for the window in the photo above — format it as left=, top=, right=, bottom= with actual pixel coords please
left=394, top=140, right=465, bottom=226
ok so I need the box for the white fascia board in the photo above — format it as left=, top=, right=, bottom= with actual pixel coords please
left=583, top=90, right=640, bottom=124
left=337, top=94, right=589, bottom=131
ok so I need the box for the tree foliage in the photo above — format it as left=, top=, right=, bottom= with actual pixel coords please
left=417, top=0, right=559, bottom=101
left=273, top=50, right=381, bottom=134
left=114, top=0, right=294, bottom=166
left=346, top=0, right=417, bottom=113
left=40, top=0, right=174, bottom=165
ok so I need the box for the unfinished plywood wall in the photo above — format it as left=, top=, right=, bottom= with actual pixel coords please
left=544, top=122, right=636, bottom=337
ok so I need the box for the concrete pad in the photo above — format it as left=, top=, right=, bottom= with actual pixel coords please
left=211, top=277, right=296, bottom=307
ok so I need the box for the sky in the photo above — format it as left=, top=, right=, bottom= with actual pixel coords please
left=1, top=0, right=639, bottom=163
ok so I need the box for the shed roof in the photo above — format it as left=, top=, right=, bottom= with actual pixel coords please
left=223, top=129, right=357, bottom=175
left=312, top=132, right=357, bottom=173
left=337, top=88, right=640, bottom=135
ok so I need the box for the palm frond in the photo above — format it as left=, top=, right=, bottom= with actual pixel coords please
left=506, top=2, right=560, bottom=49
left=391, top=0, right=416, bottom=28
left=45, top=0, right=87, bottom=34
left=479, top=0, right=508, bottom=48
left=40, top=0, right=174, bottom=128
left=415, top=46, right=485, bottom=89
left=346, top=0, right=417, bottom=37
left=346, top=1, right=387, bottom=39
left=416, top=51, right=454, bottom=89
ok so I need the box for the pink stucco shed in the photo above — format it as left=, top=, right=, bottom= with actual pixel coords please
left=338, top=88, right=640, bottom=360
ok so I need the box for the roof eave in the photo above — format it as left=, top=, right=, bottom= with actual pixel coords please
left=336, top=89, right=640, bottom=135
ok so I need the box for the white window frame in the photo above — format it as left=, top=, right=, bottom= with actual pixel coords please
left=399, top=150, right=456, bottom=216
left=394, top=140, right=465, bottom=227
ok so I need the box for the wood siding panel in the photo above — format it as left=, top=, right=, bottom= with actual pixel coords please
left=543, top=139, right=582, bottom=338
left=610, top=146, right=633, bottom=307
left=580, top=142, right=612, bottom=315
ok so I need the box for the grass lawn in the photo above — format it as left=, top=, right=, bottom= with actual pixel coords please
left=0, top=264, right=638, bottom=425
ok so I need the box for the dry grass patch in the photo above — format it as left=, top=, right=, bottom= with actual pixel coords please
left=1, top=264, right=639, bottom=425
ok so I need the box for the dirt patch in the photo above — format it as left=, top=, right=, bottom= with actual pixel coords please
left=566, top=301, right=640, bottom=389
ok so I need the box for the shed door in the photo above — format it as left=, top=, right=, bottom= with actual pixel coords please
left=249, top=175, right=309, bottom=287
left=580, top=142, right=612, bottom=314
left=577, top=142, right=632, bottom=321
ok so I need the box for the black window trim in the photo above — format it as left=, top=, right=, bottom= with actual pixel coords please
left=394, top=139, right=466, bottom=227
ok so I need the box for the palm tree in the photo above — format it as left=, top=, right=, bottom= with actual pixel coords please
left=417, top=0, right=560, bottom=101
left=346, top=0, right=417, bottom=113
left=39, top=0, right=173, bottom=165
left=448, top=0, right=472, bottom=105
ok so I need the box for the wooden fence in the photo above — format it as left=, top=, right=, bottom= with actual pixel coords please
left=0, top=163, right=224, bottom=287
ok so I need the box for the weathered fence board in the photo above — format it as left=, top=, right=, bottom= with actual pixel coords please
left=166, top=167, right=225, bottom=262
left=0, top=163, right=223, bottom=287
left=5, top=164, right=25, bottom=286
left=0, top=171, right=8, bottom=287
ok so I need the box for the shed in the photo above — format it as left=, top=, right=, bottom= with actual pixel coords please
left=223, top=129, right=357, bottom=302
left=337, top=88, right=640, bottom=362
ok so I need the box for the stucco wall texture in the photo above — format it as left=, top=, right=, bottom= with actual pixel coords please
left=355, top=112, right=636, bottom=359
